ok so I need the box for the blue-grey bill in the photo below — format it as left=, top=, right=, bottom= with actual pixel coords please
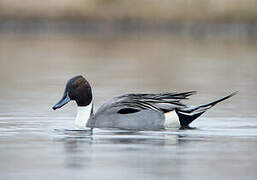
left=52, top=93, right=71, bottom=110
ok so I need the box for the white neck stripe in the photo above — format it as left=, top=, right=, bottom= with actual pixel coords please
left=75, top=102, right=93, bottom=129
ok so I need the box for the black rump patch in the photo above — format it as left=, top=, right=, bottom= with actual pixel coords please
left=117, top=108, right=140, bottom=114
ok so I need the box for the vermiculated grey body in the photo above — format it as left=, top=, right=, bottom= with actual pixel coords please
left=87, top=96, right=166, bottom=130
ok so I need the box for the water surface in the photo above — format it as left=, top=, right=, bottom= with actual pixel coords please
left=0, top=32, right=256, bottom=180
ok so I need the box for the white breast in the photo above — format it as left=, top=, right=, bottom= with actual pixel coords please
left=75, top=102, right=93, bottom=129
left=164, top=110, right=181, bottom=128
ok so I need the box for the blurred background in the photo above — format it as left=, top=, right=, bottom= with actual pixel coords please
left=0, top=0, right=256, bottom=116
left=1, top=0, right=257, bottom=38
left=0, top=1, right=257, bottom=180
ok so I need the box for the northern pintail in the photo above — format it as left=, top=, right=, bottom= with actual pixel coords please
left=52, top=75, right=236, bottom=130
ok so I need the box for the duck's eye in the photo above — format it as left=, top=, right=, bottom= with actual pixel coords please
left=117, top=108, right=140, bottom=114
left=72, top=84, right=79, bottom=89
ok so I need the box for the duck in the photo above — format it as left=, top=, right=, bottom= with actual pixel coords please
left=52, top=75, right=236, bottom=130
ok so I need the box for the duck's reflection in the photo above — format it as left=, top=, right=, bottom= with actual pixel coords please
left=58, top=128, right=196, bottom=170
left=61, top=137, right=92, bottom=168
left=92, top=131, right=180, bottom=146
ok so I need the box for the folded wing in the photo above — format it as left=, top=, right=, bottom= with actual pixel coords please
left=115, top=91, right=196, bottom=113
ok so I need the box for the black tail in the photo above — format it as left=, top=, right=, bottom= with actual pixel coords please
left=176, top=92, right=237, bottom=128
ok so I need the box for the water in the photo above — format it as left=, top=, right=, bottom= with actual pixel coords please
left=0, top=32, right=257, bottom=180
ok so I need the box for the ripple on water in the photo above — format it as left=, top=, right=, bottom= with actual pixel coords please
left=0, top=116, right=256, bottom=140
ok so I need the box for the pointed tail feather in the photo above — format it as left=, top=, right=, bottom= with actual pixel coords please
left=176, top=92, right=237, bottom=127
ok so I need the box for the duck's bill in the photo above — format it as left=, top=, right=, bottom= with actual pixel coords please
left=52, top=92, right=71, bottom=110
